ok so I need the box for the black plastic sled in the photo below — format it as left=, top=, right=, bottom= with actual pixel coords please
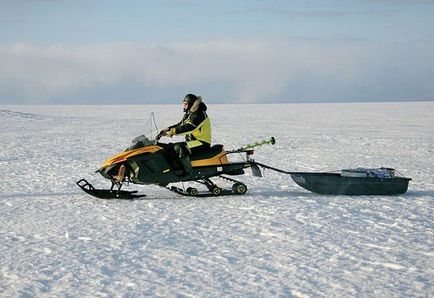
left=290, top=168, right=411, bottom=195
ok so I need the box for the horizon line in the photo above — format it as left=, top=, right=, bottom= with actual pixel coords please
left=1, top=99, right=433, bottom=106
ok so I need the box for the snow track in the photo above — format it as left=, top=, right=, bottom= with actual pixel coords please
left=1, top=103, right=433, bottom=297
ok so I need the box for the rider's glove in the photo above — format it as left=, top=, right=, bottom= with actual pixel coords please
left=166, top=127, right=176, bottom=137
left=159, top=127, right=169, bottom=134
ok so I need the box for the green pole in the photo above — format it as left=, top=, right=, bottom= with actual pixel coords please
left=241, top=137, right=276, bottom=150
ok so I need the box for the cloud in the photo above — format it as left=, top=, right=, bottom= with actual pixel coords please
left=0, top=39, right=433, bottom=104
left=218, top=8, right=395, bottom=18
left=358, top=0, right=434, bottom=4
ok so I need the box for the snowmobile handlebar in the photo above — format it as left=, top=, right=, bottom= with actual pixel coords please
left=156, top=130, right=166, bottom=141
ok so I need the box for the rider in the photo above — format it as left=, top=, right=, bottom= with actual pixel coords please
left=160, top=94, right=211, bottom=178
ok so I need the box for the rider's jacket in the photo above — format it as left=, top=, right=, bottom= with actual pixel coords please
left=169, top=97, right=211, bottom=149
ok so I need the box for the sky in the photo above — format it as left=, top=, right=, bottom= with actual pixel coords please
left=0, top=0, right=434, bottom=104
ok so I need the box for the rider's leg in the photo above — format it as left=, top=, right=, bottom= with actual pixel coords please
left=174, top=142, right=193, bottom=178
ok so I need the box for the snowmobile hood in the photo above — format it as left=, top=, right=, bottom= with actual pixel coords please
left=98, top=145, right=162, bottom=170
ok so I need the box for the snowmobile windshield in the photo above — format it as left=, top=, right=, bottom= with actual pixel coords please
left=125, top=112, right=160, bottom=151
left=126, top=135, right=154, bottom=151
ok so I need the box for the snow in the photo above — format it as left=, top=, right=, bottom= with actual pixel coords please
left=1, top=102, right=433, bottom=297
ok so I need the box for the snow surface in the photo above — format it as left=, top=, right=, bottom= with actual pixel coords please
left=1, top=102, right=433, bottom=297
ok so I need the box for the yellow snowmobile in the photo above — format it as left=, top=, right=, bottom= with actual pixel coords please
left=77, top=135, right=274, bottom=199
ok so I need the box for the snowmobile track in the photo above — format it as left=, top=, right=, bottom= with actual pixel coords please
left=166, top=175, right=248, bottom=197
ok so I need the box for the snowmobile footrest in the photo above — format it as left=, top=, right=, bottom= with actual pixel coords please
left=76, top=179, right=146, bottom=200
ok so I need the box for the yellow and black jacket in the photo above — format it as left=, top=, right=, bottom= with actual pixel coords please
left=169, top=97, right=211, bottom=149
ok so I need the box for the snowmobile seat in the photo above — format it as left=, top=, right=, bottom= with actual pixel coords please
left=191, top=145, right=224, bottom=161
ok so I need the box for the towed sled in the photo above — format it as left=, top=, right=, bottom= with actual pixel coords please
left=249, top=162, right=411, bottom=196
left=290, top=168, right=411, bottom=195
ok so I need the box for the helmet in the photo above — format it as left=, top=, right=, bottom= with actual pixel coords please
left=183, top=94, right=197, bottom=111
left=183, top=94, right=197, bottom=105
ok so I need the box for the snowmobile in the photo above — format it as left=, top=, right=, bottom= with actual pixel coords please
left=76, top=134, right=274, bottom=199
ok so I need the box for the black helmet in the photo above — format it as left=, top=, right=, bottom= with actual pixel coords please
left=183, top=94, right=197, bottom=111
left=183, top=93, right=197, bottom=104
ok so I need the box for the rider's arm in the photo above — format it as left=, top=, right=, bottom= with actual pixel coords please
left=174, top=112, right=206, bottom=134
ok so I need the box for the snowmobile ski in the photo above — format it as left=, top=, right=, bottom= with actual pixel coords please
left=76, top=179, right=146, bottom=200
